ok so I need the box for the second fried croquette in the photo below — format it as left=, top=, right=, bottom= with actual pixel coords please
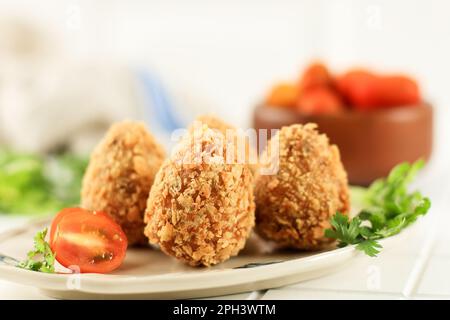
left=144, top=123, right=255, bottom=266
left=192, top=114, right=235, bottom=135
left=81, top=121, right=165, bottom=245
left=191, top=114, right=259, bottom=176
left=255, top=123, right=350, bottom=250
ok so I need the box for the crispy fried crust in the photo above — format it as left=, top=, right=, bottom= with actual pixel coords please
left=144, top=124, right=255, bottom=266
left=255, top=123, right=350, bottom=250
left=192, top=114, right=259, bottom=176
left=81, top=121, right=165, bottom=245
left=193, top=114, right=234, bottom=134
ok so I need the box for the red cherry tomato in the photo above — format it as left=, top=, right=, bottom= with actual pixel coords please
left=49, top=208, right=128, bottom=273
left=337, top=70, right=421, bottom=110
left=336, top=70, right=379, bottom=110
left=297, top=87, right=344, bottom=115
left=300, top=63, right=333, bottom=91
left=375, top=76, right=420, bottom=107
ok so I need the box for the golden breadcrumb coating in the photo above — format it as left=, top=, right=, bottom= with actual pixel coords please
left=81, top=121, right=165, bottom=245
left=193, top=114, right=235, bottom=134
left=192, top=114, right=259, bottom=176
left=255, top=123, right=349, bottom=250
left=144, top=123, right=255, bottom=266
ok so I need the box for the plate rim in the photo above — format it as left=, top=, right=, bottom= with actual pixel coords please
left=0, top=218, right=412, bottom=295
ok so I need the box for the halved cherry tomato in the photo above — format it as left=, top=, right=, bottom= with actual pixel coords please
left=297, top=87, right=344, bottom=115
left=300, top=63, right=333, bottom=91
left=49, top=208, right=128, bottom=273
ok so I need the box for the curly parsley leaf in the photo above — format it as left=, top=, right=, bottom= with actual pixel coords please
left=356, top=240, right=382, bottom=257
left=325, top=213, right=362, bottom=246
left=19, top=228, right=55, bottom=273
left=325, top=160, right=431, bottom=257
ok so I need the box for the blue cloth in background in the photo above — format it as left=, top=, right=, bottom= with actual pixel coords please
left=136, top=70, right=186, bottom=137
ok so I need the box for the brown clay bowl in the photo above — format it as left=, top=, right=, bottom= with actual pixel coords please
left=253, top=103, right=433, bottom=186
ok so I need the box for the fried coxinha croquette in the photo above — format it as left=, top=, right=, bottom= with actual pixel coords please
left=193, top=114, right=234, bottom=134
left=255, top=123, right=350, bottom=250
left=81, top=121, right=165, bottom=245
left=192, top=114, right=259, bottom=175
left=144, top=123, right=255, bottom=266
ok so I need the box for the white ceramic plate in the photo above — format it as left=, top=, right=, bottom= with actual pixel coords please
left=0, top=218, right=409, bottom=299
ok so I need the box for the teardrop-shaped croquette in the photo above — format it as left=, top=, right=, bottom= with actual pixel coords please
left=191, top=114, right=259, bottom=176
left=255, top=123, right=350, bottom=249
left=144, top=123, right=255, bottom=266
left=81, top=121, right=165, bottom=245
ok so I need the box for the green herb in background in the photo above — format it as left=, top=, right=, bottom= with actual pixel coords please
left=0, top=148, right=88, bottom=215
left=19, top=228, right=55, bottom=273
left=325, top=160, right=431, bottom=257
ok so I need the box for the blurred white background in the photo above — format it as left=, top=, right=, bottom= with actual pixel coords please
left=0, top=0, right=448, bottom=164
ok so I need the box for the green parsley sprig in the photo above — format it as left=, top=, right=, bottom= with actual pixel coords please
left=325, top=160, right=431, bottom=257
left=19, top=228, right=56, bottom=273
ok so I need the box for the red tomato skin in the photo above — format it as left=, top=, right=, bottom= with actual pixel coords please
left=300, top=63, right=333, bottom=91
left=50, top=208, right=127, bottom=274
left=375, top=76, right=420, bottom=107
left=337, top=70, right=421, bottom=110
left=297, top=87, right=344, bottom=115
left=336, top=70, right=379, bottom=110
